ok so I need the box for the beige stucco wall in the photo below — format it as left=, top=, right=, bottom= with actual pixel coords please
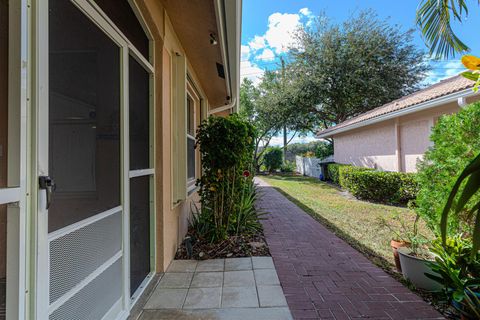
left=333, top=98, right=480, bottom=172
left=334, top=120, right=398, bottom=171
left=138, top=1, right=208, bottom=272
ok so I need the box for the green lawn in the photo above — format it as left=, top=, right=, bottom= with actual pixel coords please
left=260, top=175, right=432, bottom=268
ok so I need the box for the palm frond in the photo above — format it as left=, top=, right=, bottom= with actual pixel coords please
left=416, top=0, right=473, bottom=59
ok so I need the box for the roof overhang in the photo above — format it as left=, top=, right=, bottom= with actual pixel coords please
left=317, top=88, right=478, bottom=139
left=159, top=0, right=242, bottom=113
left=209, top=0, right=242, bottom=115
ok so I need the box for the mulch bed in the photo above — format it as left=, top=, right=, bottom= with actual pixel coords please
left=175, top=229, right=270, bottom=260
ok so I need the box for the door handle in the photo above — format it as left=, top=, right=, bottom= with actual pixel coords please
left=39, top=176, right=56, bottom=209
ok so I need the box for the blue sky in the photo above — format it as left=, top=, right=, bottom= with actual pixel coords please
left=240, top=0, right=480, bottom=145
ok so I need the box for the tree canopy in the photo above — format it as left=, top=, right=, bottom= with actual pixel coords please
left=288, top=11, right=429, bottom=128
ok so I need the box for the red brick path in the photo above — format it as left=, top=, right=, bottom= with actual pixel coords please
left=256, top=178, right=443, bottom=320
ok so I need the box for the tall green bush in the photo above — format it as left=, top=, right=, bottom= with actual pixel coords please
left=340, top=166, right=417, bottom=205
left=263, top=147, right=283, bottom=172
left=416, top=102, right=480, bottom=234
left=326, top=163, right=349, bottom=185
left=195, top=114, right=258, bottom=242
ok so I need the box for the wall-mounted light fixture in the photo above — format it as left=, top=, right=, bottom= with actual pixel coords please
left=209, top=32, right=218, bottom=46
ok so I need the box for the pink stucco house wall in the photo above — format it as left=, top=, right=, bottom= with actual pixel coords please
left=317, top=76, right=480, bottom=173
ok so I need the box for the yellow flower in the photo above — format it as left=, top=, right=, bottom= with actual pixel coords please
left=209, top=186, right=216, bottom=192
left=461, top=55, right=480, bottom=70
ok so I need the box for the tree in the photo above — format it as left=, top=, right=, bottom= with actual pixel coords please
left=288, top=11, right=429, bottom=129
left=240, top=72, right=314, bottom=170
left=416, top=0, right=477, bottom=59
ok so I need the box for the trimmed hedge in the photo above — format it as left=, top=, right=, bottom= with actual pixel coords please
left=327, top=163, right=418, bottom=205
left=326, top=163, right=348, bottom=185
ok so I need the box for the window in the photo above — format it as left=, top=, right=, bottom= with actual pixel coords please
left=187, top=95, right=196, bottom=188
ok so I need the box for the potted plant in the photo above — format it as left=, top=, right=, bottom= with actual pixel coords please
left=395, top=214, right=442, bottom=291
left=377, top=212, right=416, bottom=272
left=427, top=235, right=480, bottom=319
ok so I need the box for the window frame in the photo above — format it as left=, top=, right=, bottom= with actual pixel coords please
left=186, top=80, right=202, bottom=193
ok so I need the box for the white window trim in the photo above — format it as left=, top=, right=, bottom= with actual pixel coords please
left=186, top=91, right=198, bottom=191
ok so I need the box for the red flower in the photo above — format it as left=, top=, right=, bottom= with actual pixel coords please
left=243, top=170, right=250, bottom=178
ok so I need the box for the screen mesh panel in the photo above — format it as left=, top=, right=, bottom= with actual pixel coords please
left=49, top=211, right=122, bottom=303
left=49, top=259, right=122, bottom=320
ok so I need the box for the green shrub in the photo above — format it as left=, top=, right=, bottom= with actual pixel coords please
left=194, top=114, right=258, bottom=242
left=263, top=147, right=283, bottom=172
left=280, top=160, right=296, bottom=173
left=340, top=166, right=418, bottom=205
left=416, top=102, right=480, bottom=234
left=326, top=163, right=349, bottom=184
left=315, top=142, right=334, bottom=160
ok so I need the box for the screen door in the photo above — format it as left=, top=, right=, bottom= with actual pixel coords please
left=37, top=1, right=127, bottom=319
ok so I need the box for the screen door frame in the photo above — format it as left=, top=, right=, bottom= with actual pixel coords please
left=33, top=0, right=155, bottom=319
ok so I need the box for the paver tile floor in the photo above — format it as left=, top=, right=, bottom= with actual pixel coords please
left=139, top=257, right=292, bottom=320
left=256, top=178, right=443, bottom=320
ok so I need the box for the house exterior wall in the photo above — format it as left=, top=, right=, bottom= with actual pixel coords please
left=139, top=1, right=211, bottom=272
left=333, top=99, right=480, bottom=172
left=334, top=120, right=398, bottom=171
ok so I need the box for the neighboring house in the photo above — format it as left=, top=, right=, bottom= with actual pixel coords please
left=0, top=0, right=241, bottom=319
left=317, top=75, right=480, bottom=173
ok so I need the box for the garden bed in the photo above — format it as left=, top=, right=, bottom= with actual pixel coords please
left=175, top=227, right=270, bottom=260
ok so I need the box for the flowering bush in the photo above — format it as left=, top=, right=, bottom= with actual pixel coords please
left=193, top=114, right=261, bottom=242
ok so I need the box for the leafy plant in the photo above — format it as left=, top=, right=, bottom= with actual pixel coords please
left=441, top=152, right=480, bottom=254
left=427, top=236, right=480, bottom=318
left=263, top=147, right=283, bottom=173
left=280, top=160, right=296, bottom=173
left=378, top=212, right=428, bottom=254
left=230, top=179, right=265, bottom=236
left=326, top=163, right=350, bottom=185
left=339, top=166, right=417, bottom=205
left=315, top=142, right=334, bottom=160
left=416, top=102, right=480, bottom=234
left=194, top=114, right=258, bottom=242
left=378, top=212, right=428, bottom=253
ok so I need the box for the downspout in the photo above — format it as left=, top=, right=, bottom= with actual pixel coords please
left=208, top=98, right=237, bottom=115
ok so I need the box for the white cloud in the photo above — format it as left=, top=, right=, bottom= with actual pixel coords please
left=241, top=8, right=315, bottom=86
left=256, top=48, right=275, bottom=61
left=240, top=60, right=264, bottom=86
left=299, top=8, right=313, bottom=18
left=425, top=60, right=465, bottom=84
left=248, top=35, right=267, bottom=51
left=263, top=12, right=302, bottom=54
left=241, top=45, right=250, bottom=61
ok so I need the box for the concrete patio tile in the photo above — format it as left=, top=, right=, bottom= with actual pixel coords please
left=139, top=308, right=293, bottom=320
left=158, top=273, right=193, bottom=288
left=196, top=259, right=224, bottom=272
left=257, top=285, right=288, bottom=307
left=183, top=287, right=222, bottom=309
left=190, top=272, right=223, bottom=288
left=254, top=269, right=280, bottom=286
left=225, top=257, right=252, bottom=271
left=143, top=288, right=187, bottom=309
left=222, top=286, right=259, bottom=308
left=223, top=270, right=255, bottom=287
left=252, top=256, right=275, bottom=269
left=166, top=260, right=198, bottom=273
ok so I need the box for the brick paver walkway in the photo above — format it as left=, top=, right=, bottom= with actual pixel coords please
left=256, top=178, right=443, bottom=320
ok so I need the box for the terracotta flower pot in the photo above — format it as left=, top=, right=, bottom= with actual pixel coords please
left=390, top=239, right=410, bottom=272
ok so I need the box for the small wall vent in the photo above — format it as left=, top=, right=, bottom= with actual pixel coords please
left=216, top=63, right=225, bottom=79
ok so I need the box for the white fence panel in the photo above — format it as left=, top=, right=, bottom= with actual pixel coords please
left=296, top=155, right=334, bottom=178
left=304, top=157, right=322, bottom=178
left=295, top=155, right=304, bottom=175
